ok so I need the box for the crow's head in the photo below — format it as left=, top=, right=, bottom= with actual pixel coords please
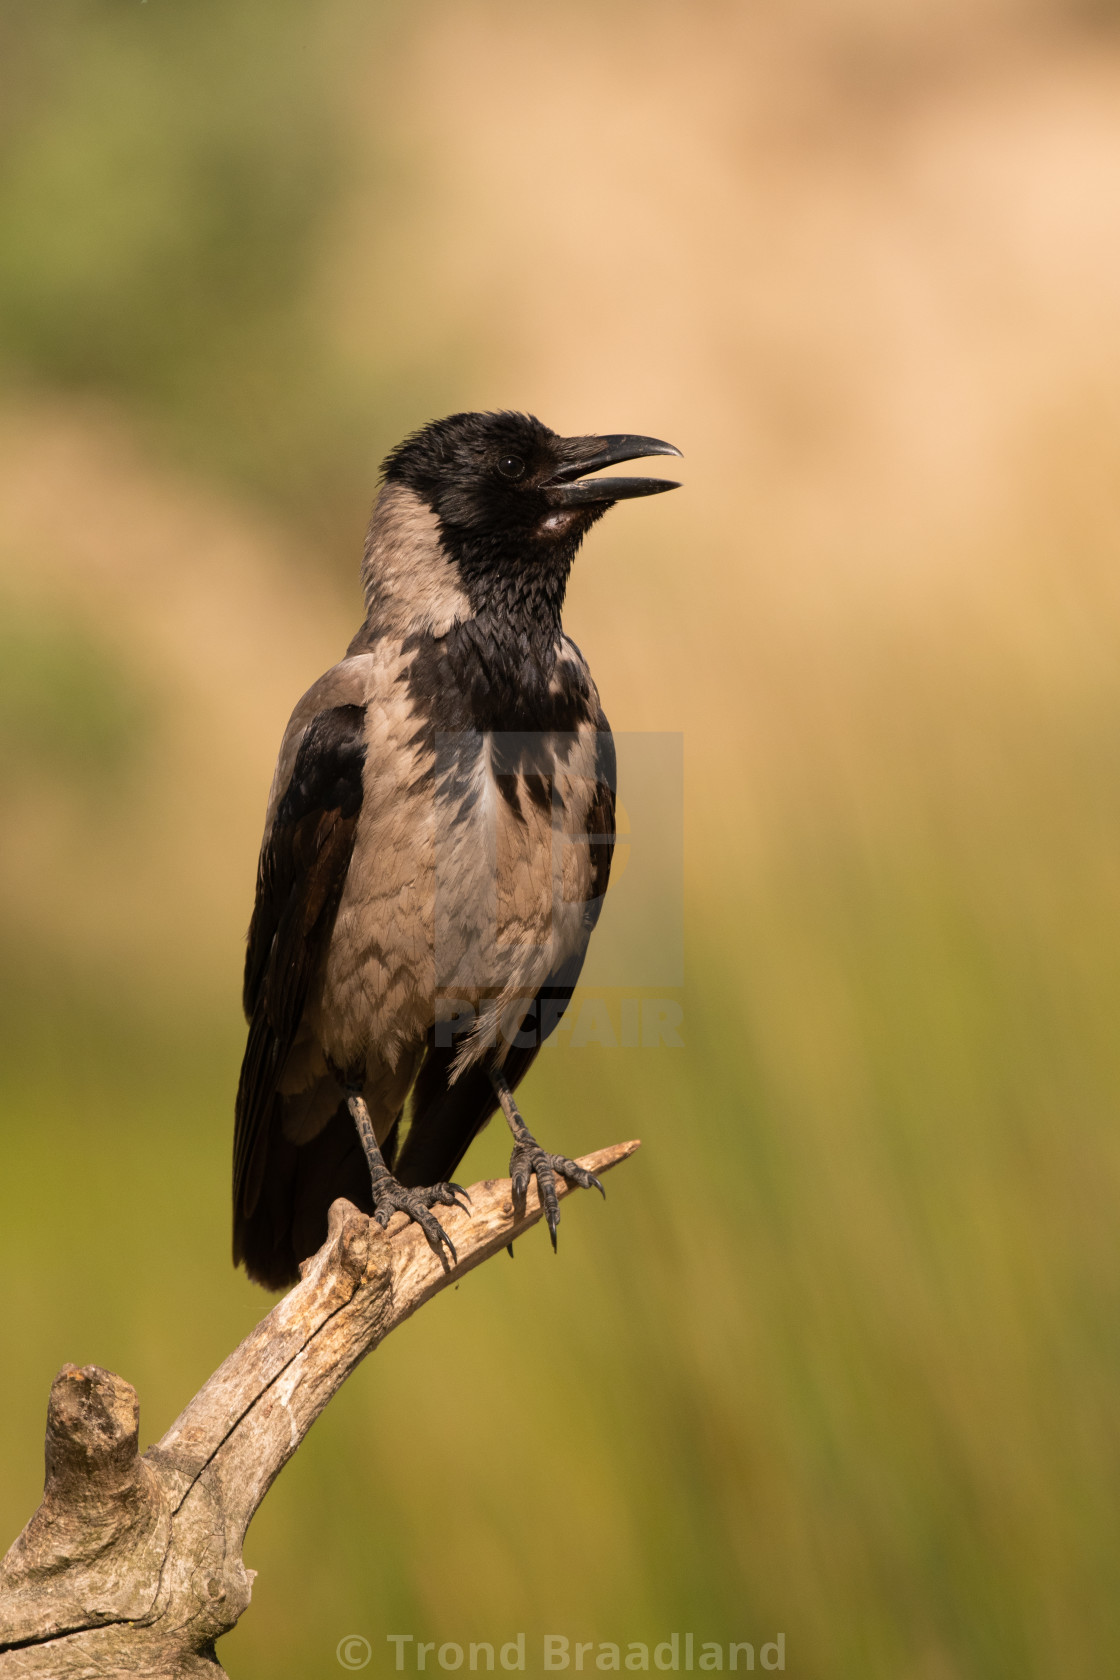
left=375, top=411, right=680, bottom=624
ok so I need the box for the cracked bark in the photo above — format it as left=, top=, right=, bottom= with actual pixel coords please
left=0, top=1141, right=639, bottom=1678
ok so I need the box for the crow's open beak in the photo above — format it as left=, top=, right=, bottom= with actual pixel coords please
left=545, top=434, right=683, bottom=505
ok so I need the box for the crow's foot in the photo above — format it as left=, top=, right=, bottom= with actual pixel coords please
left=509, top=1136, right=604, bottom=1252
left=346, top=1090, right=468, bottom=1271
left=371, top=1177, right=470, bottom=1270
left=486, top=1068, right=604, bottom=1251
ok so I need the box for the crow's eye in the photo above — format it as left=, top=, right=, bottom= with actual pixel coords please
left=497, top=454, right=526, bottom=480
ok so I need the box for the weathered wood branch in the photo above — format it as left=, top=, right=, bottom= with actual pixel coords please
left=0, top=1141, right=639, bottom=1679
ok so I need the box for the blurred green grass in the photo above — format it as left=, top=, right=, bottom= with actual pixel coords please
left=4, top=3, right=1120, bottom=1678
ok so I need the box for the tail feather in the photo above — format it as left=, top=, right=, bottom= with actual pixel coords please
left=233, top=1100, right=373, bottom=1290
left=391, top=1055, right=499, bottom=1189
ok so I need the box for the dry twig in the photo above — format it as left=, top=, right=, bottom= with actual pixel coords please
left=0, top=1140, right=639, bottom=1678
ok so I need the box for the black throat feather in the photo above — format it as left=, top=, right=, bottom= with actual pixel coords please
left=404, top=518, right=597, bottom=736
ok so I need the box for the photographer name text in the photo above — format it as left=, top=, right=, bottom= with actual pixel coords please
left=382, top=1634, right=785, bottom=1673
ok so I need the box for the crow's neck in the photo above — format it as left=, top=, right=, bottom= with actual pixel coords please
left=401, top=590, right=595, bottom=738
left=451, top=535, right=574, bottom=669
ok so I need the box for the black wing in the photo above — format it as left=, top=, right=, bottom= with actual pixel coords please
left=232, top=704, right=367, bottom=1264
left=392, top=722, right=617, bottom=1187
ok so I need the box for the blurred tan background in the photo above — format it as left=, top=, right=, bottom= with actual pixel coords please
left=4, top=1, right=1120, bottom=1674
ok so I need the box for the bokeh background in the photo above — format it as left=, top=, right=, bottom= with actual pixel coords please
left=3, top=1, right=1120, bottom=1674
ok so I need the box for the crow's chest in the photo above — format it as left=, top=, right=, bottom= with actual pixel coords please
left=316, top=647, right=602, bottom=1061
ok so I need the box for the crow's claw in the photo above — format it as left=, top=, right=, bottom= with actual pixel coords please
left=424, top=1181, right=473, bottom=1218
left=508, top=1142, right=602, bottom=1251
left=372, top=1179, right=459, bottom=1271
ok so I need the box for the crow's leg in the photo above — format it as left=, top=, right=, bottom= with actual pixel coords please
left=347, top=1092, right=469, bottom=1271
left=488, top=1068, right=604, bottom=1252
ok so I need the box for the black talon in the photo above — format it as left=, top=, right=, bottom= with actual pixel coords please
left=507, top=1140, right=600, bottom=1252
left=428, top=1182, right=472, bottom=1218
left=370, top=1181, right=460, bottom=1268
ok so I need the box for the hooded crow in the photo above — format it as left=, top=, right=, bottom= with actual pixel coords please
left=233, top=411, right=681, bottom=1288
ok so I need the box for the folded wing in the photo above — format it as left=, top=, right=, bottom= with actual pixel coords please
left=232, top=704, right=368, bottom=1267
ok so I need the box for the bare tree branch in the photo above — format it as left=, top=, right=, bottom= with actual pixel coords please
left=0, top=1141, right=640, bottom=1678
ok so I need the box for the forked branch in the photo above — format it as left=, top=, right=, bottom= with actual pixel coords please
left=0, top=1141, right=640, bottom=1678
